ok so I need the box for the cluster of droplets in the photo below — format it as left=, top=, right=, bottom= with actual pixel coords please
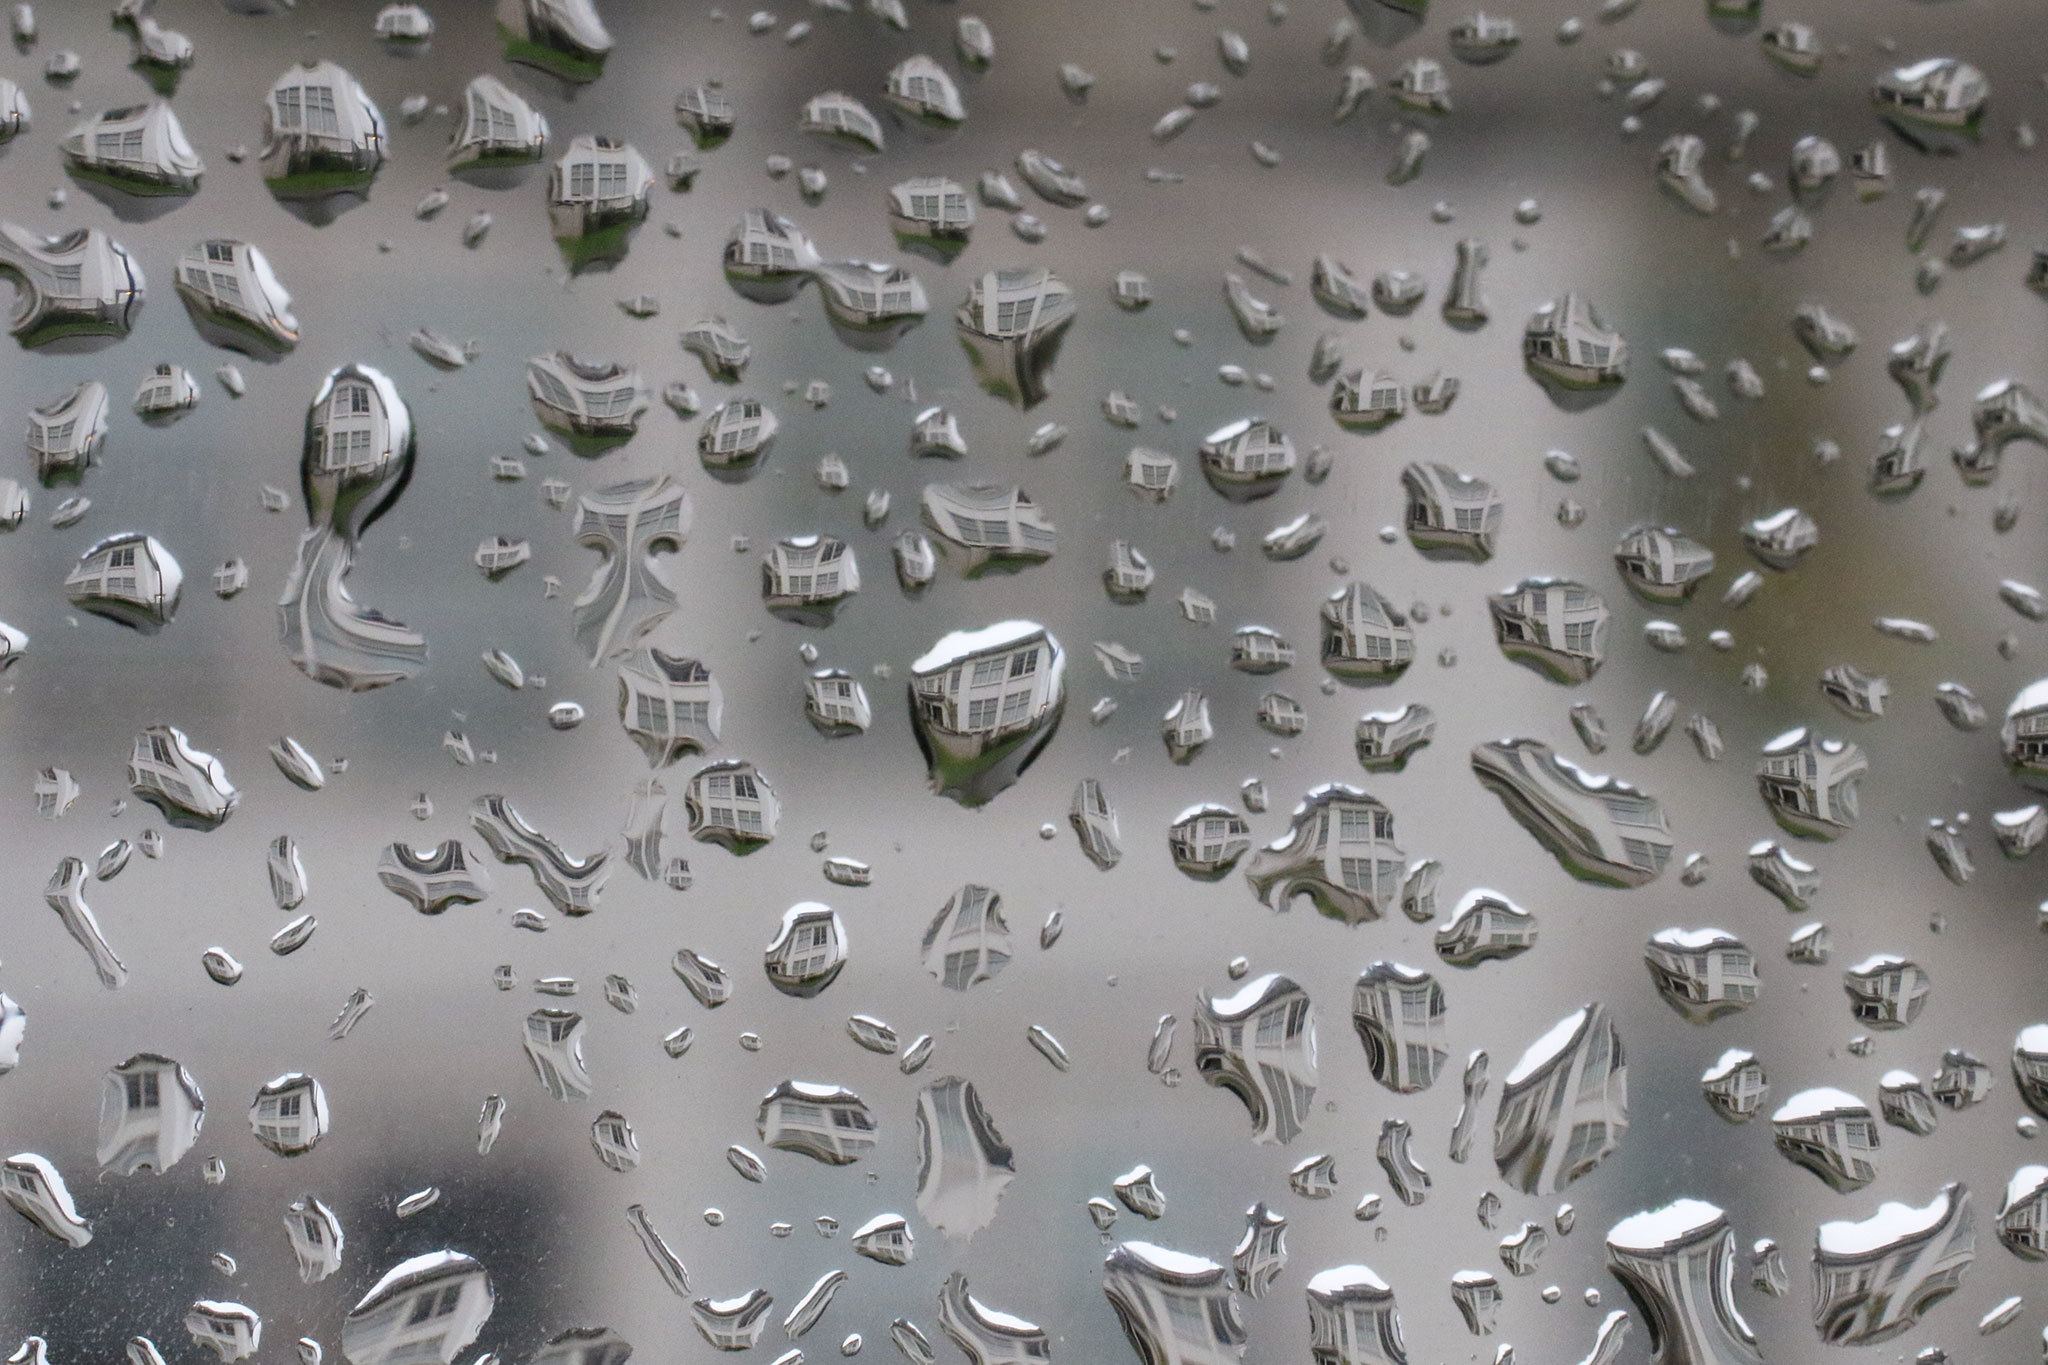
left=2, top=0, right=2047, bottom=1360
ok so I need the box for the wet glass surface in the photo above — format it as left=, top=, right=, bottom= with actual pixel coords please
left=1, top=0, right=2046, bottom=1360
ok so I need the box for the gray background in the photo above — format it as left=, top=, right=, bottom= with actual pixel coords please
left=0, top=0, right=2045, bottom=1359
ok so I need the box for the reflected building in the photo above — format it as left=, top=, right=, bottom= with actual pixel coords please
left=449, top=75, right=547, bottom=170
left=341, top=1250, right=495, bottom=1365
left=1231, top=1205, right=1287, bottom=1298
left=1743, top=506, right=1818, bottom=568
left=546, top=136, right=652, bottom=265
left=616, top=651, right=719, bottom=762
left=1192, top=973, right=1318, bottom=1145
left=127, top=724, right=234, bottom=828
left=1488, top=577, right=1608, bottom=682
left=1105, top=540, right=1154, bottom=596
left=1819, top=663, right=1887, bottom=719
left=698, top=398, right=778, bottom=469
left=62, top=101, right=203, bottom=195
left=1448, top=1271, right=1499, bottom=1336
left=2, top=1154, right=91, bottom=1247
left=764, top=903, right=846, bottom=997
left=922, top=884, right=1011, bottom=990
left=1471, top=738, right=1671, bottom=886
left=572, top=477, right=691, bottom=663
left=676, top=83, right=735, bottom=146
left=1841, top=954, right=1930, bottom=1029
left=1330, top=369, right=1405, bottom=430
left=956, top=267, right=1074, bottom=407
left=1492, top=1002, right=1629, bottom=1194
left=1070, top=779, right=1122, bottom=869
left=1604, top=1200, right=1761, bottom=1365
left=260, top=61, right=384, bottom=200
left=1401, top=462, right=1500, bottom=559
left=46, top=856, right=126, bottom=988
left=1613, top=525, right=1714, bottom=602
left=1304, top=1266, right=1406, bottom=1365
left=2003, top=680, right=2048, bottom=790
left=497, top=0, right=614, bottom=82
left=29, top=381, right=110, bottom=482
left=280, top=364, right=425, bottom=690
left=283, top=1195, right=343, bottom=1284
left=915, top=1077, right=1015, bottom=1236
left=1879, top=1072, right=1937, bottom=1135
left=890, top=177, right=974, bottom=247
left=1350, top=962, right=1447, bottom=1092
left=1101, top=1243, right=1247, bottom=1365
left=1435, top=890, right=1538, bottom=967
left=1523, top=293, right=1628, bottom=389
left=1931, top=1048, right=1991, bottom=1111
left=909, top=621, right=1064, bottom=805
left=853, top=1213, right=914, bottom=1266
left=805, top=669, right=871, bottom=735
left=913, top=405, right=968, bottom=458
left=522, top=1009, right=592, bottom=1102
left=1161, top=691, right=1211, bottom=762
left=1168, top=804, right=1251, bottom=878
left=97, top=1053, right=203, bottom=1175
left=1643, top=928, right=1760, bottom=1023
left=1124, top=448, right=1178, bottom=501
left=527, top=353, right=649, bottom=439
left=1199, top=418, right=1295, bottom=498
left=69, top=532, right=181, bottom=632
left=1747, top=839, right=1819, bottom=910
left=681, top=315, right=750, bottom=380
left=377, top=841, right=490, bottom=914
left=1321, top=583, right=1414, bottom=679
left=470, top=794, right=608, bottom=916
left=1245, top=783, right=1404, bottom=924
left=1872, top=57, right=1987, bottom=136
left=1812, top=1184, right=1975, bottom=1345
left=884, top=55, right=966, bottom=124
left=1701, top=1049, right=1768, bottom=1122
left=2018, top=1025, right=2048, bottom=1117
left=814, top=259, right=927, bottom=331
left=134, top=19, right=194, bottom=77
left=134, top=363, right=199, bottom=418
left=757, top=1080, right=876, bottom=1165
left=0, top=223, right=145, bottom=346
left=683, top=759, right=779, bottom=852
left=183, top=1302, right=259, bottom=1362
left=723, top=209, right=817, bottom=284
left=763, top=534, right=858, bottom=620
left=1353, top=704, right=1434, bottom=771
left=248, top=1073, right=328, bottom=1156
left=173, top=239, right=297, bottom=354
left=1260, top=695, right=1305, bottom=737
left=1756, top=727, right=1866, bottom=837
left=1771, top=1087, right=1877, bottom=1191
left=801, top=92, right=886, bottom=151
left=921, top=482, right=1056, bottom=568
left=1996, top=1166, right=2048, bottom=1259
